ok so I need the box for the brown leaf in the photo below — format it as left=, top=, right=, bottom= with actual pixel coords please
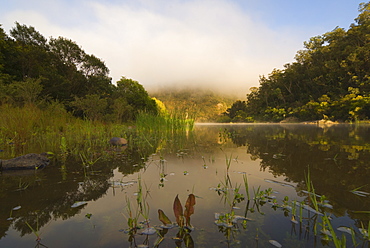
left=158, top=209, right=172, bottom=225
left=173, top=195, right=184, bottom=227
left=184, top=194, right=196, bottom=226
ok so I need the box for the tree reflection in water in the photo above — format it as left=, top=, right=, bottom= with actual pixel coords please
left=1, top=124, right=369, bottom=247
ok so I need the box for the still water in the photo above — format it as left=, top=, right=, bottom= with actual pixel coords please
left=1, top=124, right=369, bottom=248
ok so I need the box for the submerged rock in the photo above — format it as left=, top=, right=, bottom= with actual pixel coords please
left=109, top=137, right=128, bottom=146
left=1, top=153, right=49, bottom=170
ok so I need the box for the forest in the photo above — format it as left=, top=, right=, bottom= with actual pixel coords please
left=224, top=2, right=370, bottom=123
left=0, top=22, right=158, bottom=123
left=1, top=2, right=369, bottom=123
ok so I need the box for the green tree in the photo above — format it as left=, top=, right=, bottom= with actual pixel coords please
left=9, top=22, right=50, bottom=80
left=114, top=77, right=158, bottom=119
left=12, top=77, right=44, bottom=105
left=71, top=94, right=108, bottom=121
left=47, top=37, right=113, bottom=102
left=238, top=2, right=370, bottom=122
left=112, top=97, right=134, bottom=122
left=224, top=100, right=249, bottom=122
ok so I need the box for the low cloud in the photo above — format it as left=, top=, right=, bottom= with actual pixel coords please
left=3, top=0, right=308, bottom=96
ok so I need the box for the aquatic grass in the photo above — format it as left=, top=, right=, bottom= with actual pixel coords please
left=25, top=221, right=41, bottom=242
left=211, top=163, right=370, bottom=248
left=137, top=176, right=152, bottom=227
left=243, top=174, right=250, bottom=201
left=79, top=149, right=101, bottom=177
left=0, top=104, right=130, bottom=159
left=122, top=174, right=153, bottom=237
left=359, top=221, right=370, bottom=241
left=24, top=212, right=46, bottom=245
left=304, top=168, right=320, bottom=213
left=322, top=214, right=347, bottom=248
left=122, top=196, right=140, bottom=234
left=136, top=111, right=194, bottom=137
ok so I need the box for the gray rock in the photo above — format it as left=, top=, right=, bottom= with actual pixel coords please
left=1, top=153, right=49, bottom=170
left=109, top=137, right=128, bottom=146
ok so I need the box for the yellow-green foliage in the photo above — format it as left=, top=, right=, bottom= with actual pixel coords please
left=0, top=104, right=127, bottom=158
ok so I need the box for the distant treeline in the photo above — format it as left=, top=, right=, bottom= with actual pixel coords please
left=0, top=22, right=157, bottom=122
left=224, top=2, right=370, bottom=123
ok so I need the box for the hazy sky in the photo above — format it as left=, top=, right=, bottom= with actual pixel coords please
left=0, top=0, right=365, bottom=96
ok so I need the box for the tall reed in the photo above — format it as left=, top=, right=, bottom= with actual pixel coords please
left=0, top=104, right=128, bottom=158
left=135, top=110, right=194, bottom=137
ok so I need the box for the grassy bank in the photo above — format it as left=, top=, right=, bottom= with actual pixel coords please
left=0, top=104, right=194, bottom=160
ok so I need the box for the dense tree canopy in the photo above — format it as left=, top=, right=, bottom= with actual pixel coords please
left=0, top=22, right=156, bottom=122
left=228, top=2, right=370, bottom=122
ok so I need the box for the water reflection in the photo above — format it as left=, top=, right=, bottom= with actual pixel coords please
left=221, top=124, right=370, bottom=216
left=0, top=145, right=152, bottom=241
left=0, top=124, right=369, bottom=247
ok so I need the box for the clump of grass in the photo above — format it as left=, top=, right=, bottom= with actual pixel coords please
left=135, top=111, right=194, bottom=138
left=122, top=175, right=152, bottom=236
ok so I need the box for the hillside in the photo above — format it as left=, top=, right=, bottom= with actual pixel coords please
left=150, top=87, right=236, bottom=122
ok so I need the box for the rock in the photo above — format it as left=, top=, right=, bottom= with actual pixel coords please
left=109, top=137, right=128, bottom=146
left=1, top=153, right=49, bottom=170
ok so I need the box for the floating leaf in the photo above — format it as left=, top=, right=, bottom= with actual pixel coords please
left=173, top=195, right=184, bottom=227
left=137, top=245, right=149, bottom=248
left=85, top=213, right=92, bottom=219
left=301, top=190, right=322, bottom=198
left=71, top=201, right=88, bottom=208
left=321, top=229, right=332, bottom=237
left=337, top=226, right=352, bottom=235
left=160, top=224, right=175, bottom=229
left=264, top=179, right=294, bottom=188
left=12, top=206, right=21, bottom=211
left=302, top=204, right=323, bottom=216
left=319, top=203, right=333, bottom=209
left=291, top=216, right=298, bottom=224
left=140, top=227, right=157, bottom=235
left=351, top=190, right=370, bottom=197
left=232, top=215, right=251, bottom=223
left=215, top=213, right=220, bottom=220
left=214, top=220, right=233, bottom=228
left=158, top=209, right=172, bottom=225
left=269, top=240, right=282, bottom=247
left=359, top=228, right=368, bottom=238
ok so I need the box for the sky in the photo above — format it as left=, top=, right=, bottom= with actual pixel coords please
left=0, top=0, right=366, bottom=96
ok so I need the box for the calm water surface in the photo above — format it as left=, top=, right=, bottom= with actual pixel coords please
left=1, top=124, right=369, bottom=248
